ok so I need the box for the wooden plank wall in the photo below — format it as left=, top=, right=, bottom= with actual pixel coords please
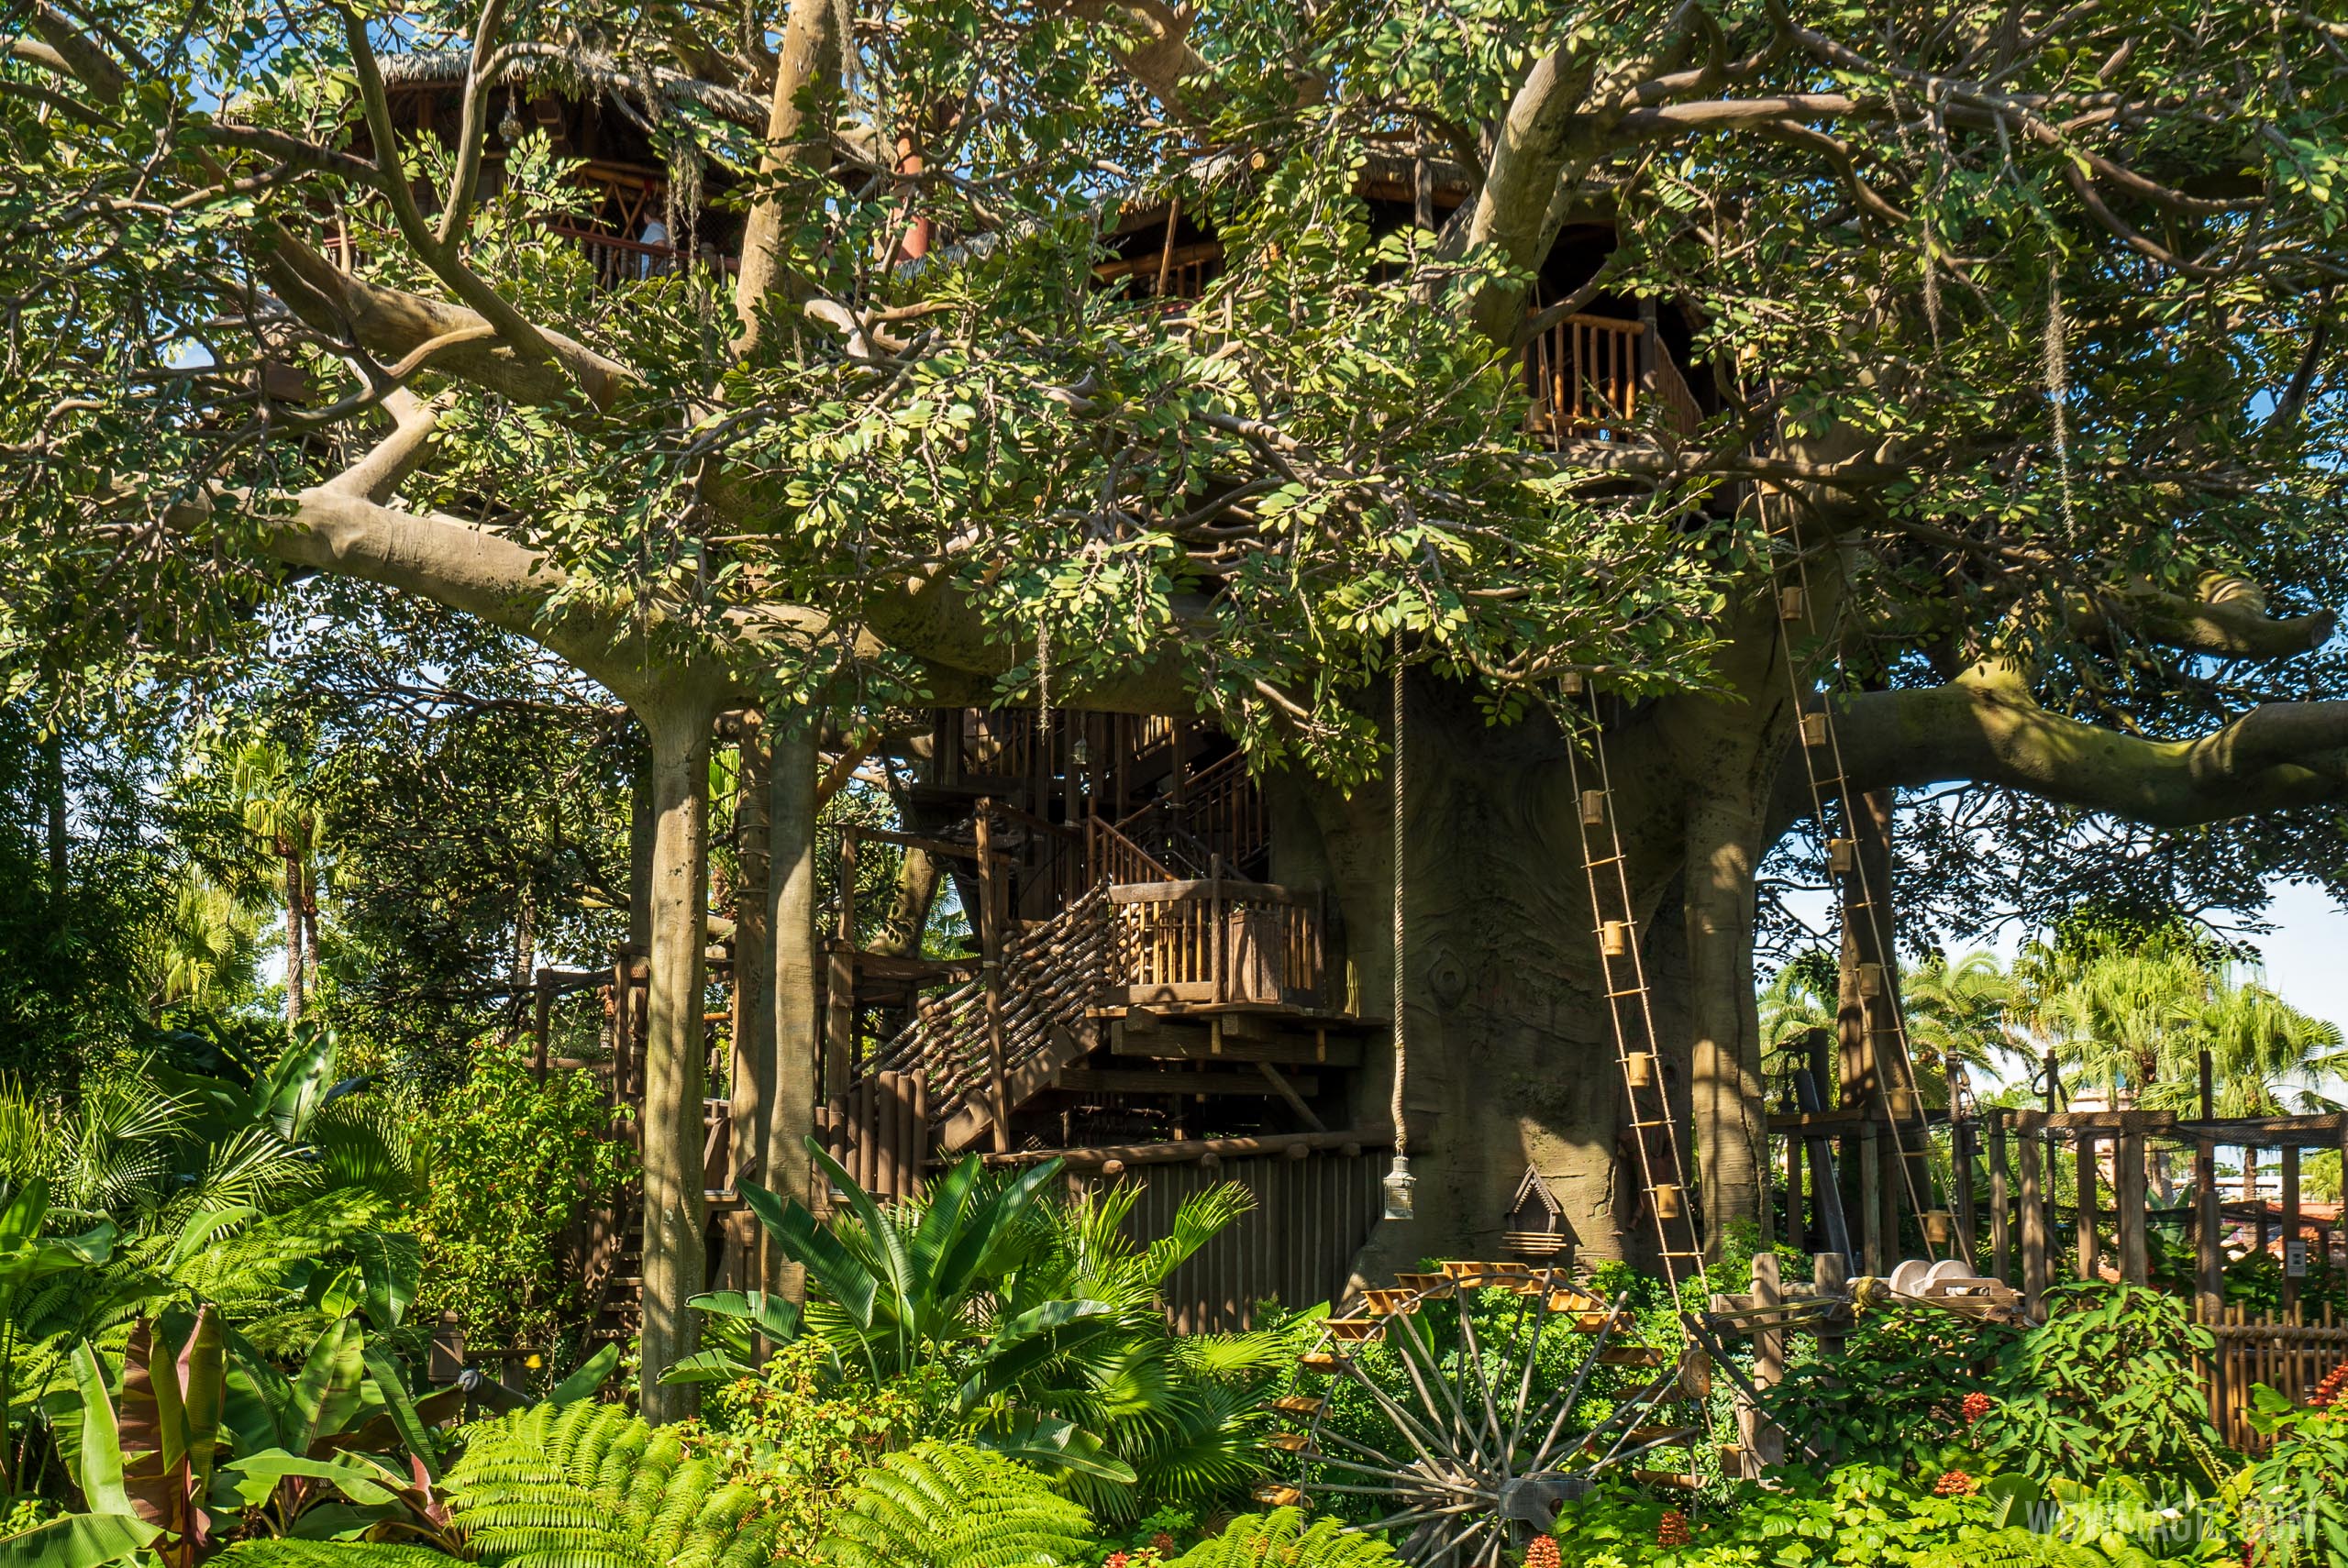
left=1072, top=1150, right=1381, bottom=1333
left=2200, top=1303, right=2348, bottom=1455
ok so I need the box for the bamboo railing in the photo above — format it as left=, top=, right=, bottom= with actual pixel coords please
left=1523, top=312, right=1702, bottom=444
left=2199, top=1302, right=2348, bottom=1454
left=1110, top=878, right=1324, bottom=1009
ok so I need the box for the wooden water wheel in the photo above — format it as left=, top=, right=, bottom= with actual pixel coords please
left=1259, top=1263, right=1710, bottom=1568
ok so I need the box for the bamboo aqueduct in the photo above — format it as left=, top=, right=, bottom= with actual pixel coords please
left=338, top=53, right=2348, bottom=1451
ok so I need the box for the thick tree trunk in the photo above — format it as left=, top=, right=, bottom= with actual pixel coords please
left=765, top=713, right=822, bottom=1297
left=628, top=745, right=657, bottom=956
left=1684, top=792, right=1768, bottom=1251
left=636, top=694, right=720, bottom=1421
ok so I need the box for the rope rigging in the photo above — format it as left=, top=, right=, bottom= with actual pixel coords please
left=1755, top=438, right=1951, bottom=1264
left=1385, top=625, right=1414, bottom=1219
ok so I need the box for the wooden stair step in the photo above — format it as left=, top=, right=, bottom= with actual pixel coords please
left=1298, top=1351, right=1346, bottom=1374
left=1596, top=1346, right=1668, bottom=1367
left=1363, top=1288, right=1419, bottom=1317
left=1266, top=1431, right=1311, bottom=1452
left=1268, top=1395, right=1324, bottom=1417
left=1632, top=1469, right=1703, bottom=1491
left=1324, top=1319, right=1381, bottom=1342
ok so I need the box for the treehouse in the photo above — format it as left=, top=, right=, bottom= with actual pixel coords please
left=322, top=51, right=746, bottom=282
left=348, top=62, right=1722, bottom=1331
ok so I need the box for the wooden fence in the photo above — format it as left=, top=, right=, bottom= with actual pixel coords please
left=2200, top=1303, right=2348, bottom=1454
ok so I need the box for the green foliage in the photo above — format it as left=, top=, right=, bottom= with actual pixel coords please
left=448, top=1398, right=775, bottom=1568
left=686, top=1340, right=957, bottom=1559
left=810, top=1441, right=1096, bottom=1568
left=2238, top=1386, right=2348, bottom=1565
left=1756, top=1302, right=2017, bottom=1474
left=1979, top=1286, right=2224, bottom=1487
left=404, top=1041, right=633, bottom=1348
left=723, top=1143, right=1290, bottom=1520
left=1163, top=1509, right=1394, bottom=1568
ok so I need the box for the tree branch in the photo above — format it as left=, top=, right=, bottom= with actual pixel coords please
left=1814, top=665, right=2348, bottom=831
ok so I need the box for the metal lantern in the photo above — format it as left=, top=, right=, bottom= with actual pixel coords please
left=498, top=94, right=526, bottom=145
left=1381, top=1154, right=1416, bottom=1220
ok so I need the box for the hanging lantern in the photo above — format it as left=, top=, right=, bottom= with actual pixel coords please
left=1652, top=1183, right=1686, bottom=1221
left=1381, top=1154, right=1417, bottom=1220
left=1923, top=1209, right=1955, bottom=1248
left=1579, top=789, right=1607, bottom=827
left=1778, top=586, right=1807, bottom=621
left=498, top=92, right=526, bottom=145
left=1625, top=1051, right=1658, bottom=1090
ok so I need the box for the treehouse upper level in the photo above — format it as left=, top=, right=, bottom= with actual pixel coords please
left=321, top=68, right=1713, bottom=447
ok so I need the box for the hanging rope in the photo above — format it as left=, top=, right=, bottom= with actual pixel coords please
left=2043, top=270, right=2078, bottom=539
left=1390, top=626, right=1407, bottom=1162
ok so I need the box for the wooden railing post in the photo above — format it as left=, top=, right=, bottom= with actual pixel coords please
left=2076, top=1134, right=2099, bottom=1280
left=1988, top=1109, right=2011, bottom=1284
left=973, top=803, right=1013, bottom=1155
left=2117, top=1128, right=2148, bottom=1286
left=2018, top=1128, right=2048, bottom=1315
left=2282, top=1143, right=2303, bottom=1312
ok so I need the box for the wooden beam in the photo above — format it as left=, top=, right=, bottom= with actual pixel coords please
left=1859, top=1122, right=1883, bottom=1275
left=1257, top=1062, right=1328, bottom=1132
left=1953, top=1118, right=1977, bottom=1261
left=974, top=805, right=1012, bottom=1156
left=1110, top=1018, right=1363, bottom=1066
left=1055, top=1066, right=1322, bottom=1099
left=980, top=1125, right=1389, bottom=1170
left=2196, top=1135, right=2223, bottom=1324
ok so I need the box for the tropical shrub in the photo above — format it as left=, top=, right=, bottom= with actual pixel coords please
left=703, top=1143, right=1293, bottom=1522
left=1978, top=1285, right=2224, bottom=1487
left=404, top=1041, right=632, bottom=1348
left=686, top=1340, right=958, bottom=1557
left=1751, top=1301, right=2018, bottom=1476
left=811, top=1441, right=1097, bottom=1568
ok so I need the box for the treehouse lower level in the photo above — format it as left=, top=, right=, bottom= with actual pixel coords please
left=812, top=707, right=1390, bottom=1327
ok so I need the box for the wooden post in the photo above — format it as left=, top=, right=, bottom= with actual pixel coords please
left=1784, top=1088, right=1806, bottom=1253
left=2018, top=1129, right=2048, bottom=1315
left=2117, top=1128, right=2148, bottom=1286
left=2199, top=1049, right=2214, bottom=1120
left=824, top=826, right=858, bottom=1131
left=974, top=803, right=1013, bottom=1154
left=1859, top=1121, right=1883, bottom=1275
left=2076, top=1134, right=2099, bottom=1280
left=1209, top=853, right=1225, bottom=1007
left=1813, top=1252, right=1848, bottom=1360
left=1748, top=1253, right=1787, bottom=1470
left=1988, top=1109, right=2011, bottom=1285
left=2282, top=1143, right=2303, bottom=1312
left=2196, top=1134, right=2223, bottom=1324
left=1953, top=1117, right=1977, bottom=1262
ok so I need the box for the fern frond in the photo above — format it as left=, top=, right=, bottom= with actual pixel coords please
left=1167, top=1510, right=1397, bottom=1568
left=449, top=1397, right=775, bottom=1568
left=815, top=1441, right=1096, bottom=1568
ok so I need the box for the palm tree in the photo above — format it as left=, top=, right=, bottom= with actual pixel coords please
left=1898, top=950, right=2021, bottom=1107
left=1757, top=953, right=1838, bottom=1100
left=2197, top=977, right=2344, bottom=1198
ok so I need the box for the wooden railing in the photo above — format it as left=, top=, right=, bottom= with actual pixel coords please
left=1106, top=749, right=1268, bottom=878
left=1524, top=312, right=1702, bottom=445
left=1090, top=817, right=1177, bottom=887
left=1110, top=878, right=1324, bottom=1009
left=1095, top=241, right=1224, bottom=304
left=2200, top=1302, right=2348, bottom=1454
left=318, top=223, right=733, bottom=288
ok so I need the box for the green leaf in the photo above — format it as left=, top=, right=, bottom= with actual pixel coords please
left=359, top=1346, right=440, bottom=1484
left=0, top=1514, right=160, bottom=1568
left=68, top=1345, right=133, bottom=1518
left=548, top=1342, right=622, bottom=1406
